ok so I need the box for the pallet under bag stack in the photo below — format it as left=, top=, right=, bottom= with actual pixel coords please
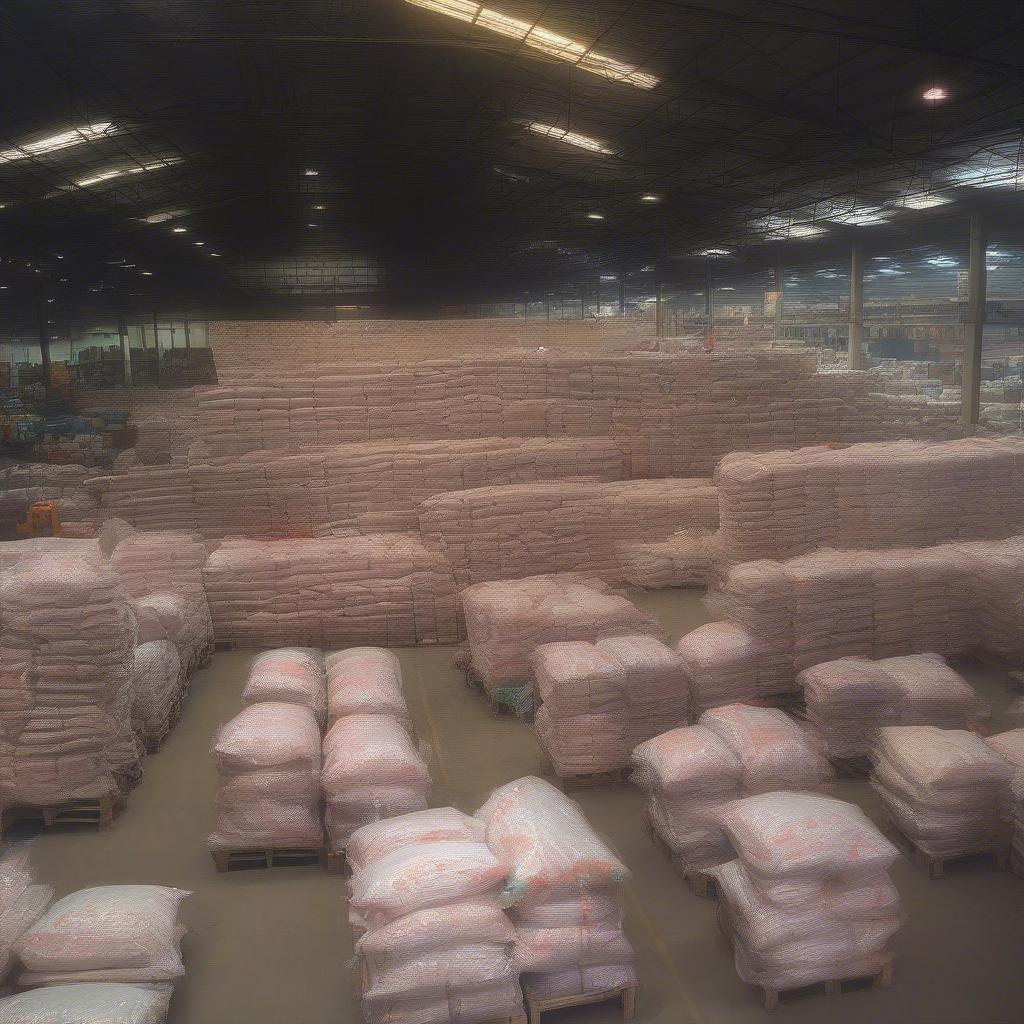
left=476, top=777, right=637, bottom=1014
left=347, top=808, right=525, bottom=1024
left=709, top=792, right=902, bottom=1010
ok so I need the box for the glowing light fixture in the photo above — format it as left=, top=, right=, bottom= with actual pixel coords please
left=172, top=227, right=188, bottom=233
left=405, top=0, right=658, bottom=89
left=194, top=241, right=205, bottom=246
left=74, top=158, right=180, bottom=188
left=314, top=204, right=326, bottom=210
left=526, top=122, right=614, bottom=154
left=695, top=247, right=732, bottom=257
left=304, top=168, right=319, bottom=177
left=922, top=86, right=948, bottom=102
left=586, top=212, right=605, bottom=221
left=0, top=122, right=113, bottom=164
left=891, top=193, right=951, bottom=210
left=141, top=271, right=153, bottom=276
left=143, top=209, right=188, bottom=224
left=639, top=194, right=661, bottom=203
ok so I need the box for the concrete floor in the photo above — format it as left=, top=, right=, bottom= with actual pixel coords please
left=25, top=589, right=1024, bottom=1024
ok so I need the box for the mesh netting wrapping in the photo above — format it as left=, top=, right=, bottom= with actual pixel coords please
left=0, top=845, right=51, bottom=984
left=871, top=726, right=1014, bottom=858
left=616, top=528, right=715, bottom=589
left=208, top=703, right=323, bottom=852
left=0, top=553, right=138, bottom=806
left=241, top=648, right=327, bottom=725
left=13, top=885, right=189, bottom=986
left=532, top=635, right=690, bottom=776
left=709, top=792, right=901, bottom=990
left=0, top=983, right=172, bottom=1024
left=985, top=728, right=1024, bottom=872
left=326, top=648, right=407, bottom=727
left=130, top=641, right=183, bottom=737
left=475, top=776, right=635, bottom=1000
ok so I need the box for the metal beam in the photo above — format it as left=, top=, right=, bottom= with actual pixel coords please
left=963, top=211, right=987, bottom=428
left=849, top=241, right=865, bottom=370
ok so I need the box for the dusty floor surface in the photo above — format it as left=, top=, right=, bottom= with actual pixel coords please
left=24, top=589, right=1024, bottom=1024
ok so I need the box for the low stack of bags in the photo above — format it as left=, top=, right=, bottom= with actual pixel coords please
left=321, top=649, right=429, bottom=856
left=202, top=535, right=461, bottom=647
left=872, top=726, right=1014, bottom=860
left=800, top=654, right=989, bottom=761
left=241, top=648, right=328, bottom=726
left=532, top=636, right=690, bottom=777
left=985, top=729, right=1024, bottom=875
left=616, top=528, right=714, bottom=589
left=348, top=807, right=525, bottom=1024
left=631, top=705, right=832, bottom=873
left=0, top=845, right=52, bottom=984
left=709, top=793, right=902, bottom=994
left=461, top=575, right=662, bottom=707
left=477, top=777, right=635, bottom=1002
left=130, top=641, right=183, bottom=747
left=0, top=553, right=138, bottom=809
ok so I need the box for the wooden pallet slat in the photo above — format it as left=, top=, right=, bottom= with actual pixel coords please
left=2, top=791, right=124, bottom=833
left=553, top=766, right=627, bottom=793
left=643, top=808, right=717, bottom=899
left=883, top=818, right=1009, bottom=879
left=525, top=982, right=636, bottom=1024
left=211, top=846, right=326, bottom=872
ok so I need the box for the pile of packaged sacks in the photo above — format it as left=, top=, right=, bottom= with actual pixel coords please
left=532, top=636, right=690, bottom=777
left=631, top=705, right=832, bottom=873
left=799, top=654, right=989, bottom=761
left=675, top=622, right=792, bottom=716
left=240, top=648, right=327, bottom=727
left=709, top=793, right=902, bottom=994
left=202, top=535, right=461, bottom=647
left=616, top=528, right=715, bottom=589
left=0, top=844, right=52, bottom=984
left=326, top=649, right=407, bottom=727
left=461, top=574, right=662, bottom=710
left=872, top=726, right=1014, bottom=861
left=12, top=884, right=189, bottom=987
left=86, top=463, right=198, bottom=533
left=347, top=807, right=525, bottom=1024
left=985, top=729, right=1024, bottom=875
left=208, top=703, right=323, bottom=855
left=322, top=713, right=430, bottom=856
left=477, top=777, right=635, bottom=1002
left=0, top=553, right=138, bottom=808
left=0, top=982, right=173, bottom=1024
left=130, top=640, right=183, bottom=748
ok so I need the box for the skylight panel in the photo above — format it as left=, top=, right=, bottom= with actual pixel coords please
left=0, top=123, right=114, bottom=164
left=526, top=122, right=614, bottom=154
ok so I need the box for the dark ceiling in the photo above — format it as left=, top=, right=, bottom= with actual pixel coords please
left=1, top=0, right=1024, bottom=315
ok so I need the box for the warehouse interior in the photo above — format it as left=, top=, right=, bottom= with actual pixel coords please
left=2, top=3, right=1024, bottom=1024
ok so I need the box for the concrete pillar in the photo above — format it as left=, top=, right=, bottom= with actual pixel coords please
left=117, top=315, right=133, bottom=386
left=849, top=240, right=865, bottom=370
left=655, top=281, right=665, bottom=338
left=774, top=255, right=785, bottom=344
left=962, top=211, right=987, bottom=428
left=38, top=311, right=53, bottom=387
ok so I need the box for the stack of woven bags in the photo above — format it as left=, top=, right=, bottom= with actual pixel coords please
left=532, top=636, right=690, bottom=778
left=871, top=726, right=1015, bottom=862
left=347, top=807, right=525, bottom=1024
left=631, top=705, right=832, bottom=874
left=0, top=844, right=52, bottom=985
left=322, top=649, right=430, bottom=859
left=985, top=729, right=1024, bottom=875
left=461, top=574, right=661, bottom=711
left=0, top=553, right=138, bottom=809
left=2, top=884, right=189, bottom=1023
left=616, top=528, right=715, bottom=589
left=208, top=649, right=327, bottom=856
left=709, top=793, right=902, bottom=995
left=129, top=640, right=183, bottom=750
left=799, top=654, right=989, bottom=761
left=477, top=777, right=635, bottom=1002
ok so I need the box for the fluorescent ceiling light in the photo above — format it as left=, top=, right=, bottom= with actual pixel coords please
left=74, top=158, right=180, bottom=188
left=172, top=226, right=188, bottom=233
left=0, top=122, right=113, bottom=164
left=209, top=252, right=222, bottom=257
left=639, top=194, right=661, bottom=203
left=141, top=271, right=153, bottom=276
left=922, top=86, right=948, bottom=102
left=695, top=247, right=732, bottom=257
left=586, top=212, right=605, bottom=220
left=143, top=209, right=188, bottom=224
left=600, top=275, right=617, bottom=281
left=304, top=168, right=319, bottom=176
left=194, top=241, right=205, bottom=246
left=405, top=0, right=658, bottom=89
left=526, top=122, right=614, bottom=154
left=314, top=204, right=326, bottom=210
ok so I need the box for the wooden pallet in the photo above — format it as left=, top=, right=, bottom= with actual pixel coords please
left=883, top=818, right=1009, bottom=879
left=2, top=791, right=124, bottom=833
left=553, top=766, right=627, bottom=793
left=462, top=668, right=525, bottom=718
left=211, top=846, right=326, bottom=872
left=325, top=850, right=348, bottom=875
left=643, top=809, right=717, bottom=899
left=717, top=902, right=893, bottom=1011
left=525, top=983, right=636, bottom=1024
left=142, top=696, right=184, bottom=754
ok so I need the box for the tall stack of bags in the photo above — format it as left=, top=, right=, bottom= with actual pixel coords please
left=531, top=636, right=689, bottom=777
left=347, top=807, right=525, bottom=1024
left=0, top=553, right=137, bottom=809
left=0, top=845, right=52, bottom=983
left=461, top=575, right=661, bottom=707
left=476, top=777, right=635, bottom=1002
left=871, top=726, right=1014, bottom=862
left=631, top=705, right=832, bottom=874
left=710, top=793, right=902, bottom=995
left=985, top=729, right=1024, bottom=875
left=800, top=654, right=989, bottom=761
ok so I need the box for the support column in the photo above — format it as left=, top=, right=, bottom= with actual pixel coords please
left=774, top=255, right=785, bottom=344
left=117, top=315, right=133, bottom=385
left=655, top=281, right=665, bottom=338
left=849, top=240, right=865, bottom=370
left=152, top=312, right=161, bottom=386
left=38, top=311, right=53, bottom=387
left=963, top=211, right=987, bottom=428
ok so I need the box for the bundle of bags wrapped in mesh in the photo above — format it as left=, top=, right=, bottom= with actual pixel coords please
left=0, top=845, right=52, bottom=985
left=532, top=635, right=690, bottom=777
left=985, top=728, right=1024, bottom=875
left=799, top=654, right=989, bottom=761
left=0, top=883, right=189, bottom=1023
left=708, top=793, right=902, bottom=994
left=460, top=574, right=662, bottom=713
left=631, top=704, right=833, bottom=873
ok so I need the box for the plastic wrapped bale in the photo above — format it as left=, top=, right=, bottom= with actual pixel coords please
left=532, top=636, right=690, bottom=777
left=476, top=776, right=635, bottom=1000
left=13, top=885, right=189, bottom=986
left=985, top=728, right=1024, bottom=874
left=130, top=641, right=183, bottom=744
left=347, top=811, right=524, bottom=1024
left=0, top=553, right=138, bottom=807
left=326, top=648, right=408, bottom=727
left=675, top=622, right=792, bottom=715
left=208, top=703, right=323, bottom=853
left=800, top=654, right=989, bottom=761
left=0, top=983, right=172, bottom=1024
left=709, top=792, right=901, bottom=993
left=241, top=648, right=327, bottom=726
left=0, top=845, right=52, bottom=983
left=321, top=714, right=430, bottom=853
left=872, top=726, right=1014, bottom=860
left=462, top=576, right=662, bottom=708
